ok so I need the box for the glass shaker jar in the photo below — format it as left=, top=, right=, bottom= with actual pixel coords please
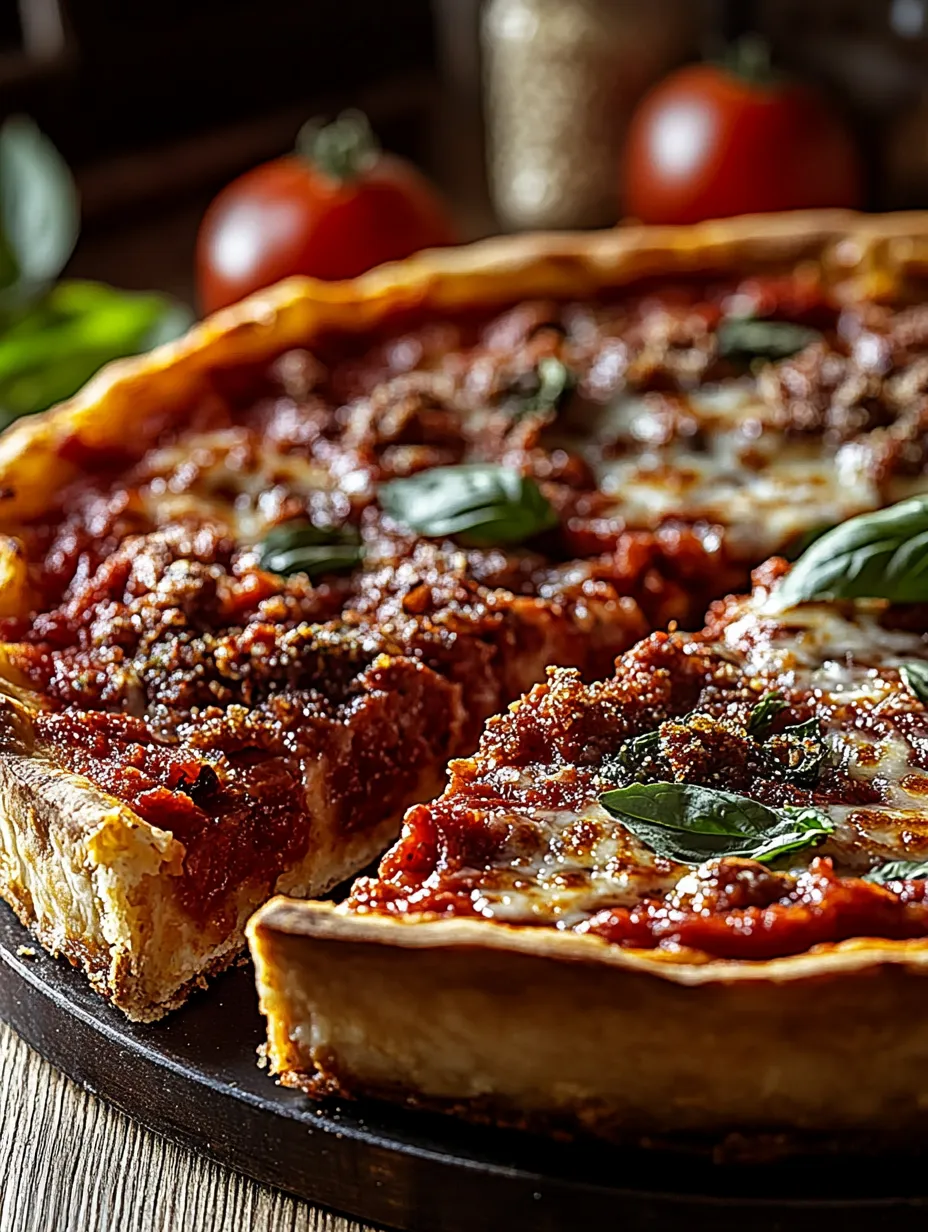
left=482, top=0, right=698, bottom=230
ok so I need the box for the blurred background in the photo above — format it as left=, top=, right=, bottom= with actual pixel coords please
left=3, top=0, right=927, bottom=300
left=1, top=0, right=928, bottom=426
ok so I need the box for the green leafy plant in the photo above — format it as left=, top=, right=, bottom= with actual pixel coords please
left=0, top=116, right=192, bottom=428
left=598, top=781, right=834, bottom=866
left=900, top=661, right=928, bottom=708
left=379, top=464, right=558, bottom=547
left=717, top=316, right=820, bottom=364
left=746, top=692, right=827, bottom=787
left=601, top=729, right=662, bottom=784
left=863, top=859, right=928, bottom=885
left=0, top=116, right=79, bottom=302
left=604, top=696, right=825, bottom=793
left=760, top=715, right=826, bottom=787
left=501, top=357, right=575, bottom=420
left=746, top=691, right=788, bottom=739
left=771, top=495, right=928, bottom=610
left=257, top=521, right=363, bottom=579
left=0, top=281, right=192, bottom=430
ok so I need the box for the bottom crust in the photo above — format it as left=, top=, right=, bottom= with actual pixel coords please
left=248, top=901, right=928, bottom=1143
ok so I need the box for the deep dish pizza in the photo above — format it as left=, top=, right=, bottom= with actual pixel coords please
left=250, top=504, right=928, bottom=1142
left=2, top=211, right=928, bottom=1020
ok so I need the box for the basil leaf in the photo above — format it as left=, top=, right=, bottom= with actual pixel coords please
left=900, top=662, right=928, bottom=708
left=379, top=464, right=558, bottom=547
left=0, top=116, right=79, bottom=304
left=717, top=317, right=820, bottom=363
left=785, top=522, right=835, bottom=562
left=601, top=730, right=662, bottom=784
left=257, top=521, right=362, bottom=579
left=747, top=691, right=787, bottom=739
left=770, top=495, right=928, bottom=610
left=605, top=705, right=825, bottom=794
left=863, top=859, right=928, bottom=885
left=599, top=782, right=834, bottom=866
left=761, top=716, right=826, bottom=788
left=502, top=357, right=574, bottom=419
left=0, top=281, right=194, bottom=428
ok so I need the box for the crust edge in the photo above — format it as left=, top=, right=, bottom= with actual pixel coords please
left=3, top=208, right=928, bottom=523
left=248, top=897, right=928, bottom=984
left=248, top=900, right=928, bottom=1142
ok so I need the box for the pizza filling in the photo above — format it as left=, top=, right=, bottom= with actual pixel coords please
left=4, top=275, right=928, bottom=922
left=346, top=557, right=928, bottom=960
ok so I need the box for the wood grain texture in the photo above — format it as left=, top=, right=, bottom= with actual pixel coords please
left=0, top=1021, right=380, bottom=1232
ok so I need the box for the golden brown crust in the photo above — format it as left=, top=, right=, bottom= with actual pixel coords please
left=0, top=704, right=436, bottom=1020
left=248, top=899, right=928, bottom=1141
left=0, top=593, right=462, bottom=1019
left=251, top=895, right=928, bottom=986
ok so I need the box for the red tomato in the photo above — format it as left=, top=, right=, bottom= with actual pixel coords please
left=621, top=51, right=862, bottom=226
left=197, top=112, right=458, bottom=314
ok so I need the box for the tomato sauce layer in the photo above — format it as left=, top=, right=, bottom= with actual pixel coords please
left=347, top=571, right=928, bottom=961
left=4, top=275, right=928, bottom=927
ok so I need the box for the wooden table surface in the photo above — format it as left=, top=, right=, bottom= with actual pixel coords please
left=0, top=1019, right=384, bottom=1232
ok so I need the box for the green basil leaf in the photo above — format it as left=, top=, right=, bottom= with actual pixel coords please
left=900, top=661, right=928, bottom=708
left=863, top=859, right=928, bottom=885
left=601, top=730, right=662, bottom=785
left=770, top=495, right=928, bottom=610
left=0, top=281, right=194, bottom=428
left=379, top=464, right=558, bottom=547
left=502, top=357, right=574, bottom=419
left=785, top=522, right=835, bottom=562
left=717, top=317, right=820, bottom=363
left=598, top=781, right=834, bottom=866
left=761, top=716, right=826, bottom=788
left=257, top=521, right=362, bottom=579
left=747, top=691, right=787, bottom=739
left=0, top=116, right=79, bottom=303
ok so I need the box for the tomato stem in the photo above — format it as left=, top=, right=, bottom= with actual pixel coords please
left=722, top=34, right=781, bottom=87
left=297, top=111, right=380, bottom=185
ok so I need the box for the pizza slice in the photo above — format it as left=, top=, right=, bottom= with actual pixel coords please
left=3, top=210, right=928, bottom=1020
left=250, top=501, right=928, bottom=1143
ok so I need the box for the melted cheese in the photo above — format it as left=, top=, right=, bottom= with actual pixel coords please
left=469, top=793, right=680, bottom=927
left=553, top=379, right=897, bottom=558
left=132, top=363, right=925, bottom=569
left=456, top=594, right=928, bottom=927
left=138, top=429, right=338, bottom=542
left=724, top=598, right=928, bottom=849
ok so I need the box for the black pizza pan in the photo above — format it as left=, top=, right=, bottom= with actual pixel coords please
left=0, top=903, right=925, bottom=1232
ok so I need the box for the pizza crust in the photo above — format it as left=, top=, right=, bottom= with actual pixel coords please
left=0, top=674, right=451, bottom=1020
left=1, top=208, right=927, bottom=527
left=248, top=898, right=928, bottom=1140
left=0, top=763, right=442, bottom=1021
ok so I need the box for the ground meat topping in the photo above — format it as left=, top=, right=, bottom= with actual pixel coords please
left=8, top=274, right=928, bottom=927
left=347, top=567, right=928, bottom=961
